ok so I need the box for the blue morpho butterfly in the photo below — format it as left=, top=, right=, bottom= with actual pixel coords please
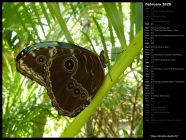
left=16, top=41, right=106, bottom=117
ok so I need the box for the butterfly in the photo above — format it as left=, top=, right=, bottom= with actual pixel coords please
left=16, top=41, right=106, bottom=117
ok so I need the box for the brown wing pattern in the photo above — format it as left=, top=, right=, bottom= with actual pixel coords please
left=16, top=42, right=105, bottom=117
left=45, top=48, right=104, bottom=117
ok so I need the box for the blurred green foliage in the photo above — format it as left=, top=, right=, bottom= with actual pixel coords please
left=2, top=2, right=143, bottom=138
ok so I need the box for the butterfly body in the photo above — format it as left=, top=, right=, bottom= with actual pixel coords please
left=16, top=41, right=105, bottom=117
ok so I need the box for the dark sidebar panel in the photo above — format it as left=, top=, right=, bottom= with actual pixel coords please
left=144, top=1, right=185, bottom=139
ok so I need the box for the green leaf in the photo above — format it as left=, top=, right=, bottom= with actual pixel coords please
left=130, top=3, right=135, bottom=42
left=136, top=121, right=143, bottom=137
left=92, top=16, right=111, bottom=69
left=103, top=3, right=127, bottom=50
left=121, top=128, right=129, bottom=137
left=31, top=3, right=46, bottom=37
left=108, top=21, right=115, bottom=48
left=135, top=3, right=143, bottom=33
left=47, top=3, right=74, bottom=43
left=81, top=31, right=96, bottom=53
left=40, top=3, right=51, bottom=29
left=22, top=3, right=41, bottom=42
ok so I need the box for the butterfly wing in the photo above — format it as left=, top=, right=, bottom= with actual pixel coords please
left=45, top=47, right=105, bottom=117
left=15, top=41, right=78, bottom=87
left=16, top=41, right=105, bottom=117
